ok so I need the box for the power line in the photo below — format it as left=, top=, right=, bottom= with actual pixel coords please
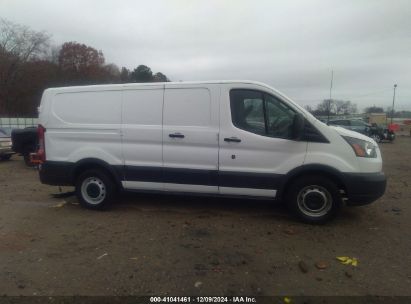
left=337, top=89, right=392, bottom=99
left=294, top=88, right=394, bottom=103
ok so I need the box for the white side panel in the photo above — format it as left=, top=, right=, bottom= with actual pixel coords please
left=46, top=90, right=122, bottom=165
left=52, top=91, right=121, bottom=125
left=45, top=128, right=122, bottom=164
left=122, top=87, right=164, bottom=168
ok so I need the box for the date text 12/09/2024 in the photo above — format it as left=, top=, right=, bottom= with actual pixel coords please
left=150, top=297, right=257, bottom=303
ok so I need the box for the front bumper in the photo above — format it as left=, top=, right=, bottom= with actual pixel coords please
left=342, top=172, right=386, bottom=206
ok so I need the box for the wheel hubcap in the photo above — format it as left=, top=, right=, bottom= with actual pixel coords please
left=297, top=185, right=332, bottom=217
left=81, top=177, right=106, bottom=205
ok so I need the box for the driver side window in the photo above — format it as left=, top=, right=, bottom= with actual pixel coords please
left=230, top=89, right=296, bottom=139
left=265, top=94, right=295, bottom=139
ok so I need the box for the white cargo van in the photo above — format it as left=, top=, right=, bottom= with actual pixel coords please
left=36, top=81, right=386, bottom=223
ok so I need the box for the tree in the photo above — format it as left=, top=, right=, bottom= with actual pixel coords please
left=364, top=106, right=384, bottom=113
left=102, top=63, right=120, bottom=83
left=153, top=72, right=169, bottom=82
left=122, top=66, right=170, bottom=83
left=12, top=59, right=60, bottom=116
left=0, top=18, right=50, bottom=61
left=334, top=100, right=357, bottom=115
left=310, top=99, right=357, bottom=116
left=314, top=99, right=332, bottom=116
left=120, top=67, right=131, bottom=83
left=0, top=19, right=171, bottom=116
left=58, top=42, right=104, bottom=71
left=130, top=65, right=153, bottom=82
left=0, top=18, right=50, bottom=115
left=57, top=41, right=107, bottom=85
left=304, top=105, right=314, bottom=113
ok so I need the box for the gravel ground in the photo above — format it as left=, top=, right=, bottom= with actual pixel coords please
left=0, top=137, right=410, bottom=296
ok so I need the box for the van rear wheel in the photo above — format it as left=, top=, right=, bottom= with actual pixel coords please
left=286, top=175, right=342, bottom=224
left=75, top=169, right=115, bottom=210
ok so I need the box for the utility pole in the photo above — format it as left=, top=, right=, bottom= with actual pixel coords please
left=327, top=70, right=333, bottom=123
left=390, top=84, right=397, bottom=125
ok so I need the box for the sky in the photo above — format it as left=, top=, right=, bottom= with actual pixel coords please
left=1, top=0, right=410, bottom=111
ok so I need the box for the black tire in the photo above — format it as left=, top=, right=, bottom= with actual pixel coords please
left=371, top=134, right=381, bottom=143
left=23, top=152, right=35, bottom=167
left=75, top=169, right=115, bottom=210
left=1, top=154, right=12, bottom=161
left=285, top=175, right=343, bottom=224
left=23, top=143, right=37, bottom=167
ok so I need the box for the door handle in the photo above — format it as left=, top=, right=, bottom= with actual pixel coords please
left=169, top=133, right=185, bottom=138
left=224, top=137, right=241, bottom=143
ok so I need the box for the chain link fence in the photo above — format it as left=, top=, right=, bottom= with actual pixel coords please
left=0, top=117, right=38, bottom=130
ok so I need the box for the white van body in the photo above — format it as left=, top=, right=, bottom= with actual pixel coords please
left=37, top=81, right=386, bottom=222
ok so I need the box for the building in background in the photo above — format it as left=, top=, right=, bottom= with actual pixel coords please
left=365, top=113, right=387, bottom=125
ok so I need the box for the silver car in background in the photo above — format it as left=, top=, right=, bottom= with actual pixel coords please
left=0, top=128, right=14, bottom=160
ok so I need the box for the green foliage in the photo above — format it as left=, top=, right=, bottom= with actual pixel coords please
left=364, top=106, right=384, bottom=113
left=153, top=72, right=170, bottom=82
left=0, top=19, right=170, bottom=116
left=307, top=99, right=357, bottom=116
left=130, top=65, right=153, bottom=83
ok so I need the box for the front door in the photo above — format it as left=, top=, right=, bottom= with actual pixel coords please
left=218, top=86, right=307, bottom=197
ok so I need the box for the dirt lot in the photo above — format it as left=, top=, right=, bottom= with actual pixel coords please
left=0, top=137, right=410, bottom=297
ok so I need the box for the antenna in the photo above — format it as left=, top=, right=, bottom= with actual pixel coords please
left=391, top=84, right=397, bottom=125
left=327, top=70, right=333, bottom=123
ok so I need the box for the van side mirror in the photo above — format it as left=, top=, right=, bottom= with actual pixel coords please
left=291, top=113, right=305, bottom=140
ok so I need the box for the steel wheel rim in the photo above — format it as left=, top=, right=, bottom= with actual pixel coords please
left=297, top=185, right=332, bottom=217
left=81, top=177, right=106, bottom=205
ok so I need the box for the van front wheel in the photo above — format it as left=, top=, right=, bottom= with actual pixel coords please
left=286, top=175, right=342, bottom=223
left=75, top=169, right=115, bottom=210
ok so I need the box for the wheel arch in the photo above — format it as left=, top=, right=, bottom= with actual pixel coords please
left=278, top=164, right=348, bottom=199
left=72, top=158, right=123, bottom=189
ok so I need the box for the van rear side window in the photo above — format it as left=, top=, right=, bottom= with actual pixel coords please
left=53, top=91, right=121, bottom=124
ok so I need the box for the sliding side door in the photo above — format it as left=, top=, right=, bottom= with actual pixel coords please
left=162, top=84, right=220, bottom=193
left=122, top=86, right=164, bottom=191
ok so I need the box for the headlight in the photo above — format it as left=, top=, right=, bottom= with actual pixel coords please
left=342, top=136, right=377, bottom=158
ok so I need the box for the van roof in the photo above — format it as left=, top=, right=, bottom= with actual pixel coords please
left=44, top=80, right=273, bottom=92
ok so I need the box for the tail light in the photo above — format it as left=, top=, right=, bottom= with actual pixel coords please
left=37, top=124, right=46, bottom=163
